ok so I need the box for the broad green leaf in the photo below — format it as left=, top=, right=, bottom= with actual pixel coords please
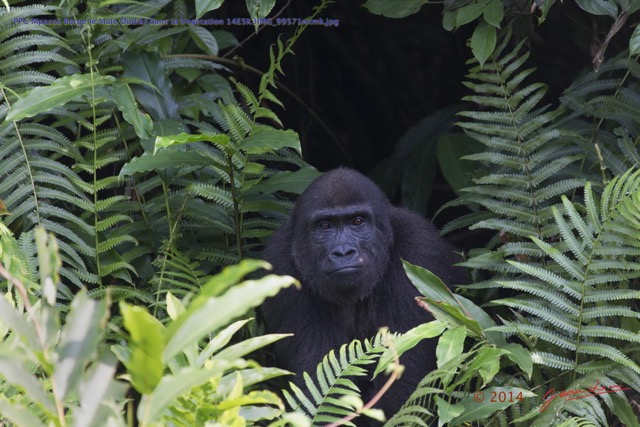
left=455, top=1, right=487, bottom=27
left=403, top=262, right=485, bottom=337
left=443, top=10, right=456, bottom=31
left=139, top=368, right=226, bottom=423
left=456, top=347, right=506, bottom=388
left=164, top=273, right=297, bottom=361
left=119, top=150, right=215, bottom=177
left=217, top=389, right=282, bottom=411
left=5, top=74, right=115, bottom=123
left=53, top=291, right=107, bottom=400
left=0, top=401, right=46, bottom=427
left=435, top=396, right=464, bottom=424
left=166, top=292, right=186, bottom=321
left=122, top=51, right=179, bottom=120
left=113, top=82, right=153, bottom=139
left=483, top=0, right=503, bottom=27
left=197, top=319, right=253, bottom=367
left=246, top=0, right=276, bottom=31
left=502, top=343, right=532, bottom=378
left=630, top=22, right=640, bottom=56
left=470, top=20, right=496, bottom=67
left=73, top=350, right=120, bottom=427
left=0, top=354, right=56, bottom=413
left=35, top=227, right=60, bottom=348
left=199, top=259, right=269, bottom=300
left=609, top=393, right=640, bottom=427
left=154, top=132, right=231, bottom=153
left=375, top=321, right=447, bottom=376
left=188, top=26, right=219, bottom=56
left=0, top=294, right=38, bottom=348
left=575, top=0, right=617, bottom=17
left=215, top=334, right=291, bottom=361
left=436, top=133, right=483, bottom=195
left=240, top=128, right=301, bottom=154
left=362, top=0, right=430, bottom=18
left=196, top=0, right=224, bottom=18
left=214, top=368, right=292, bottom=398
left=450, top=387, right=536, bottom=424
left=249, top=168, right=320, bottom=195
left=436, top=325, right=467, bottom=367
left=121, top=302, right=165, bottom=394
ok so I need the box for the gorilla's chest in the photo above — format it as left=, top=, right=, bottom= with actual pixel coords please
left=322, top=299, right=378, bottom=339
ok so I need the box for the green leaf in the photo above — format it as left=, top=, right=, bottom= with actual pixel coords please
left=4, top=74, right=115, bottom=123
left=456, top=347, right=506, bottom=388
left=575, top=0, right=618, bottom=17
left=121, top=302, right=165, bottom=394
left=122, top=51, right=179, bottom=120
left=450, top=387, right=536, bottom=424
left=0, top=401, right=46, bottom=427
left=166, top=292, right=186, bottom=321
left=119, top=150, right=215, bottom=177
left=502, top=343, right=533, bottom=378
left=375, top=321, right=447, bottom=376
left=139, top=368, right=223, bottom=424
left=188, top=26, right=219, bottom=56
left=196, top=0, right=224, bottom=19
left=362, top=0, right=430, bottom=18
left=246, top=0, right=276, bottom=31
left=436, top=325, right=467, bottom=367
left=163, top=273, right=297, bottom=361
left=250, top=168, right=320, bottom=195
left=113, top=82, right=153, bottom=139
left=215, top=334, right=291, bottom=361
left=154, top=132, right=231, bottom=153
left=630, top=22, right=640, bottom=56
left=0, top=353, right=56, bottom=413
left=240, top=128, right=301, bottom=154
left=403, top=261, right=485, bottom=338
left=53, top=291, right=108, bottom=400
left=483, top=0, right=503, bottom=27
left=609, top=393, right=640, bottom=427
left=455, top=1, right=486, bottom=27
left=436, top=133, right=483, bottom=195
left=73, top=350, right=120, bottom=427
left=0, top=295, right=38, bottom=348
left=435, top=396, right=465, bottom=424
left=470, top=20, right=497, bottom=67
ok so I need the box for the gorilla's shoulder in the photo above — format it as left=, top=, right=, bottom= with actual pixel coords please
left=389, top=206, right=466, bottom=285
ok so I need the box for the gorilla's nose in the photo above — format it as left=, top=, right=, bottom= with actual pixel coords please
left=331, top=245, right=358, bottom=259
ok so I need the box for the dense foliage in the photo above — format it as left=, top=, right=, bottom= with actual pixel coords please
left=1, top=0, right=639, bottom=426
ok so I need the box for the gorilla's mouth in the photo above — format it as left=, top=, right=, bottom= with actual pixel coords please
left=330, top=265, right=363, bottom=274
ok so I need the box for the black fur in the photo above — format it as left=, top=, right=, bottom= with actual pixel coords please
left=261, top=168, right=466, bottom=425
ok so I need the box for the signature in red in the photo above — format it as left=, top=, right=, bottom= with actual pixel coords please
left=540, top=380, right=630, bottom=412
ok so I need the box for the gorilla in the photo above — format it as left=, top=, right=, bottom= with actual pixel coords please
left=261, top=168, right=466, bottom=425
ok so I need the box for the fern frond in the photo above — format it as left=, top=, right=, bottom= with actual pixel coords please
left=283, top=333, right=390, bottom=426
left=448, top=29, right=583, bottom=277
left=496, top=170, right=640, bottom=384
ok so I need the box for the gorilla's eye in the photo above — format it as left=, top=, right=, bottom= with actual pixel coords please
left=352, top=216, right=365, bottom=226
left=319, top=221, right=332, bottom=230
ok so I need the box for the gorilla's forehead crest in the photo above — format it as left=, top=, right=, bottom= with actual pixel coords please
left=297, top=168, right=389, bottom=210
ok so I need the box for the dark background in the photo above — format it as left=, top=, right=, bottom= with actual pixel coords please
left=211, top=1, right=630, bottom=236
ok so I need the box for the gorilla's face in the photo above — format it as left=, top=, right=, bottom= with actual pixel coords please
left=292, top=203, right=393, bottom=304
left=288, top=169, right=396, bottom=304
